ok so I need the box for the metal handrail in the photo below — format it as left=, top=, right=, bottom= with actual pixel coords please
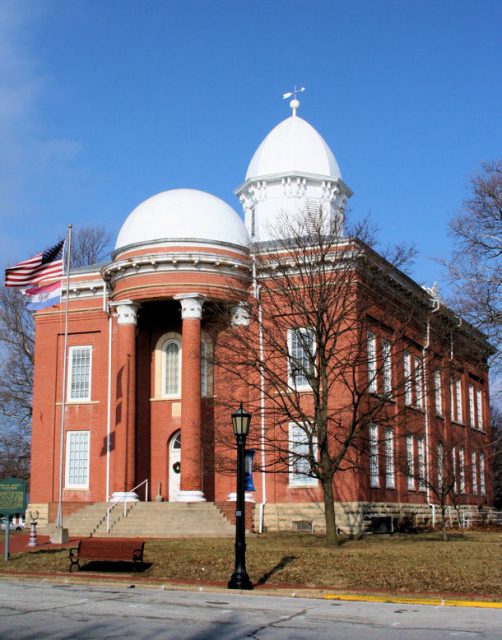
left=105, top=479, right=149, bottom=533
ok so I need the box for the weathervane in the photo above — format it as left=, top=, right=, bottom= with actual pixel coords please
left=282, top=85, right=305, bottom=116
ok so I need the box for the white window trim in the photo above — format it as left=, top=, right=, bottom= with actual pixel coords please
left=161, top=338, right=182, bottom=399
left=480, top=452, right=486, bottom=495
left=382, top=340, right=392, bottom=396
left=385, top=427, right=395, bottom=488
left=414, top=356, right=423, bottom=409
left=288, top=422, right=318, bottom=487
left=471, top=450, right=478, bottom=495
left=65, top=430, right=90, bottom=490
left=458, top=447, right=466, bottom=494
left=455, top=378, right=463, bottom=424
left=434, top=368, right=443, bottom=416
left=476, top=389, right=484, bottom=430
left=417, top=436, right=426, bottom=491
left=367, top=332, right=377, bottom=393
left=404, top=351, right=412, bottom=406
left=406, top=434, right=415, bottom=490
left=287, top=328, right=316, bottom=391
left=437, top=442, right=444, bottom=490
left=369, top=423, right=379, bottom=488
left=67, top=345, right=92, bottom=403
left=468, top=384, right=475, bottom=428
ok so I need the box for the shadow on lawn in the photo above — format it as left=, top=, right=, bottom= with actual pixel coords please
left=255, top=555, right=296, bottom=585
left=77, top=561, right=153, bottom=573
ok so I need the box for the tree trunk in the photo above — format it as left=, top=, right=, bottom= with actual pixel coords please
left=441, top=504, right=448, bottom=542
left=322, top=476, right=337, bottom=546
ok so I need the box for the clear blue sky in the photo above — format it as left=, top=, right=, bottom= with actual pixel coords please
left=1, top=0, right=501, bottom=291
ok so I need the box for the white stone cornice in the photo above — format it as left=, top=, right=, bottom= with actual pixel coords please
left=174, top=293, right=206, bottom=319
left=116, top=301, right=139, bottom=325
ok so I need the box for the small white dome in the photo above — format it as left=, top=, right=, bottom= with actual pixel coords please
left=116, top=189, right=249, bottom=250
left=246, top=115, right=341, bottom=180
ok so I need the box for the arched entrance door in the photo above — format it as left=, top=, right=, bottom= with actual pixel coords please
left=168, top=430, right=181, bottom=502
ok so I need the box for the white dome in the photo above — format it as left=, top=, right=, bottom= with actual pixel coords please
left=116, top=189, right=249, bottom=250
left=246, top=115, right=341, bottom=180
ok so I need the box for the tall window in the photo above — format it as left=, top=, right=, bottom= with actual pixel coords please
left=414, top=356, right=423, bottom=408
left=289, top=422, right=317, bottom=486
left=468, top=384, right=475, bottom=427
left=200, top=334, right=212, bottom=397
left=367, top=332, right=377, bottom=393
left=471, top=451, right=478, bottom=495
left=369, top=424, right=379, bottom=487
left=417, top=436, right=426, bottom=491
left=455, top=378, right=463, bottom=423
left=406, top=434, right=415, bottom=490
left=68, top=346, right=92, bottom=401
left=385, top=428, right=395, bottom=488
left=437, top=442, right=444, bottom=490
left=163, top=340, right=181, bottom=397
left=480, top=452, right=486, bottom=495
left=65, top=431, right=90, bottom=489
left=382, top=340, right=392, bottom=395
left=476, top=389, right=484, bottom=430
left=458, top=447, right=466, bottom=493
left=434, top=368, right=443, bottom=416
left=288, top=328, right=315, bottom=389
left=404, top=351, right=412, bottom=406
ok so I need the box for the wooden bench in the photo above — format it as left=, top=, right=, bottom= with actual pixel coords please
left=69, top=539, right=145, bottom=572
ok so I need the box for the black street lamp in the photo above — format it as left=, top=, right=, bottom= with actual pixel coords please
left=228, top=402, right=253, bottom=590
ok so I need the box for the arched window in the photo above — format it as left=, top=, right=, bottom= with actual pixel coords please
left=154, top=332, right=182, bottom=399
left=163, top=339, right=181, bottom=397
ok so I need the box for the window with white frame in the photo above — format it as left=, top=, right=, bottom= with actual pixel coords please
left=289, top=422, right=317, bottom=486
left=369, top=423, right=379, bottom=487
left=476, top=389, right=483, bottom=430
left=450, top=377, right=455, bottom=420
left=382, top=340, right=392, bottom=395
left=480, top=452, right=486, bottom=495
left=417, top=436, right=426, bottom=491
left=437, top=442, right=444, bottom=490
left=471, top=451, right=478, bottom=495
left=458, top=447, right=466, bottom=493
left=385, top=427, right=395, bottom=488
left=455, top=378, right=463, bottom=423
left=288, top=328, right=315, bottom=390
left=65, top=431, right=90, bottom=489
left=434, top=368, right=443, bottom=416
left=406, top=434, right=415, bottom=490
left=200, top=334, right=213, bottom=397
left=163, top=339, right=181, bottom=397
left=452, top=447, right=459, bottom=494
left=414, top=356, right=423, bottom=409
left=468, top=384, right=475, bottom=427
left=404, top=351, right=412, bottom=406
left=68, top=346, right=92, bottom=401
left=367, top=332, right=377, bottom=393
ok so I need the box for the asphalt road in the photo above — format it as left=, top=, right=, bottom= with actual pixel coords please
left=0, top=580, right=501, bottom=640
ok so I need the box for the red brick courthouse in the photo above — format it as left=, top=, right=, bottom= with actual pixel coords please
left=28, top=102, right=494, bottom=534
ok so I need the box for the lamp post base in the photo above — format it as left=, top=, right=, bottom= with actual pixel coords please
left=228, top=571, right=253, bottom=590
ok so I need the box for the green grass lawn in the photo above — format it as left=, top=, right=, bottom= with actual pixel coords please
left=1, top=531, right=501, bottom=598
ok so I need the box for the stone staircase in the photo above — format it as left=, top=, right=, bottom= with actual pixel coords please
left=53, top=502, right=235, bottom=538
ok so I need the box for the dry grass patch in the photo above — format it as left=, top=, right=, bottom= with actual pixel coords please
left=1, top=531, right=501, bottom=598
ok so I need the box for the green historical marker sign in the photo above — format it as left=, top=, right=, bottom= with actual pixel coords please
left=0, top=477, right=27, bottom=517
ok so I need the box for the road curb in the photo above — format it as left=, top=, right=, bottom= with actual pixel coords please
left=325, top=593, right=502, bottom=609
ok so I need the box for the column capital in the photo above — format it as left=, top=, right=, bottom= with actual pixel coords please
left=115, top=301, right=139, bottom=325
left=174, top=293, right=206, bottom=319
left=231, top=302, right=250, bottom=327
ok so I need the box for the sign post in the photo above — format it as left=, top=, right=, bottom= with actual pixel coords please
left=0, top=478, right=27, bottom=561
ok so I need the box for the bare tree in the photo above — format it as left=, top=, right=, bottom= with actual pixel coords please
left=212, top=209, right=415, bottom=546
left=447, top=160, right=502, bottom=369
left=71, top=225, right=111, bottom=268
left=491, top=406, right=502, bottom=509
left=0, top=226, right=111, bottom=481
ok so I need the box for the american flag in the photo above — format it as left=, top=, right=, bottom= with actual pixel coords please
left=4, top=240, right=65, bottom=288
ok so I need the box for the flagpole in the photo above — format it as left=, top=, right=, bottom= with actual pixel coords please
left=55, top=224, right=72, bottom=537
